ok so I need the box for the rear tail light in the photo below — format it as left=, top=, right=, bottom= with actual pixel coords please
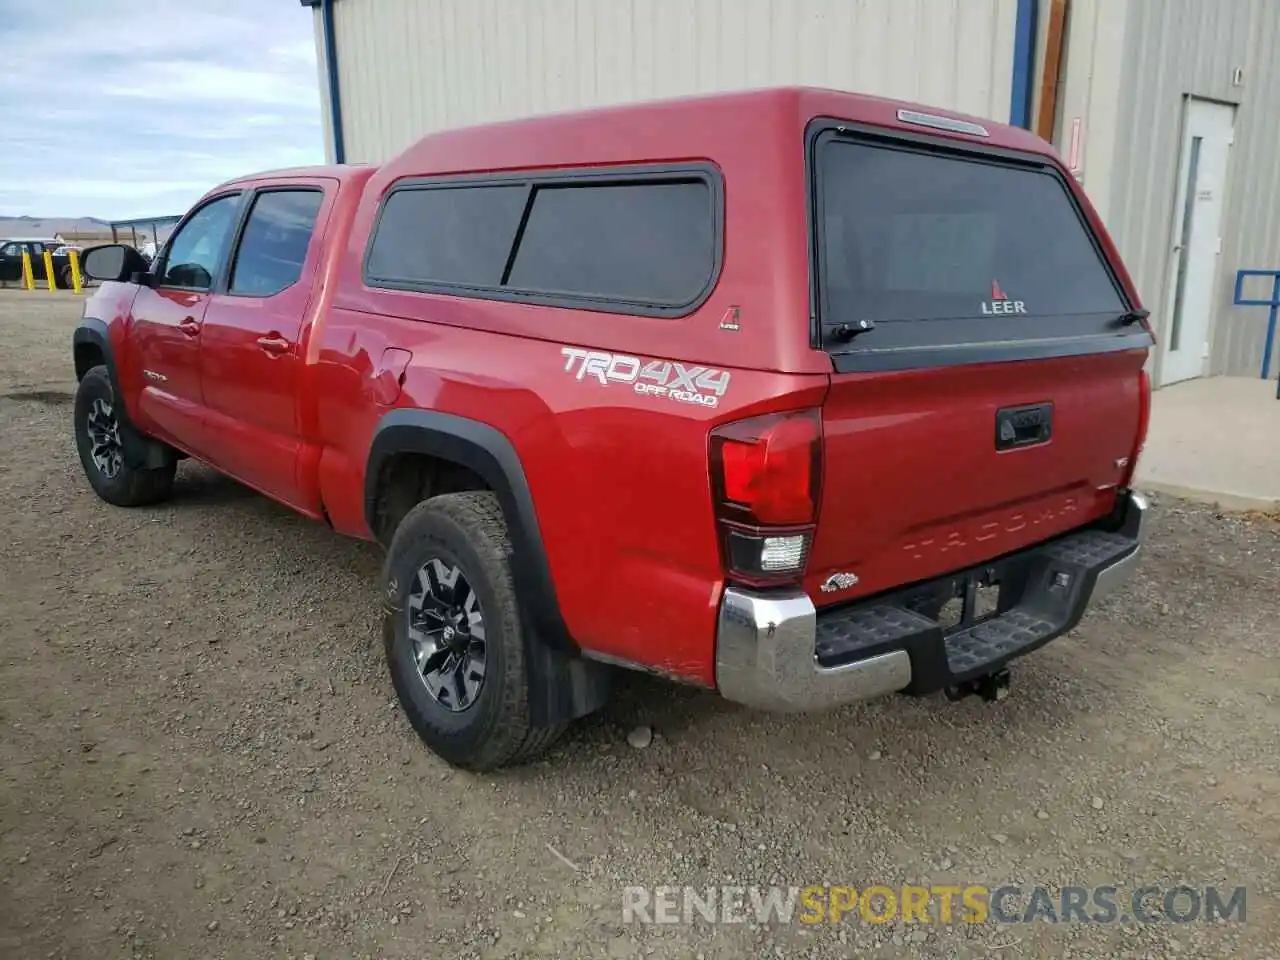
left=1123, top=368, right=1152, bottom=488
left=709, top=409, right=822, bottom=585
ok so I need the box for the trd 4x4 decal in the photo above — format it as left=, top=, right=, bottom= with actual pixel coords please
left=559, top=347, right=731, bottom=408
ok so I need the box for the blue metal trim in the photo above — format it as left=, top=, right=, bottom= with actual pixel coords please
left=1233, top=269, right=1280, bottom=385
left=320, top=0, right=346, bottom=163
left=1010, top=0, right=1040, bottom=129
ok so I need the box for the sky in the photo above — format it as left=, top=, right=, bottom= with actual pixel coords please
left=0, top=0, right=324, bottom=221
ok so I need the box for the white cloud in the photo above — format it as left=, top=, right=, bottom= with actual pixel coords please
left=104, top=62, right=319, bottom=108
left=0, top=0, right=324, bottom=220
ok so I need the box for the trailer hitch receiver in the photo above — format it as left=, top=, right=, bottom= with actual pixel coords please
left=945, top=667, right=1011, bottom=703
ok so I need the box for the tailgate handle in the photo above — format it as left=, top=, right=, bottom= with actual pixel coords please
left=995, top=402, right=1053, bottom=450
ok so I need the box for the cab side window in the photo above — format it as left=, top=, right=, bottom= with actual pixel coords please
left=160, top=194, right=240, bottom=290
left=228, top=190, right=324, bottom=297
left=0, top=243, right=19, bottom=257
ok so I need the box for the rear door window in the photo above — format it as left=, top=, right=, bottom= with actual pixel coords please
left=814, top=135, right=1128, bottom=364
left=229, top=190, right=324, bottom=296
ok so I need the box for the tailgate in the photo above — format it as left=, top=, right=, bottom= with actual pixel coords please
left=803, top=121, right=1152, bottom=602
left=806, top=351, right=1144, bottom=600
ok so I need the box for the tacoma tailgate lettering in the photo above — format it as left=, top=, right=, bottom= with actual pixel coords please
left=903, top=495, right=1080, bottom=562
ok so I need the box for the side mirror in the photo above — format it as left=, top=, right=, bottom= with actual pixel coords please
left=80, top=244, right=149, bottom=283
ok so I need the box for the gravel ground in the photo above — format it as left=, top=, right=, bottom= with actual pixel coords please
left=1, top=289, right=1277, bottom=960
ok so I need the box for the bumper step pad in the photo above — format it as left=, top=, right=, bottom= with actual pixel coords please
left=944, top=609, right=1057, bottom=674
left=815, top=604, right=934, bottom=664
left=812, top=523, right=1138, bottom=694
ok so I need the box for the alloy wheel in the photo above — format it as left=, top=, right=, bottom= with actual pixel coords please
left=407, top=557, right=487, bottom=712
left=86, top=397, right=123, bottom=479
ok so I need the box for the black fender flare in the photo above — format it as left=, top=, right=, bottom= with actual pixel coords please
left=365, top=409, right=611, bottom=726
left=72, top=319, right=175, bottom=470
left=73, top=318, right=124, bottom=401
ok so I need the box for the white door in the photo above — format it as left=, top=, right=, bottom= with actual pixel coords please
left=1160, top=98, right=1234, bottom=385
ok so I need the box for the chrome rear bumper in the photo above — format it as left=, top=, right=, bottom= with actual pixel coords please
left=715, top=491, right=1147, bottom=712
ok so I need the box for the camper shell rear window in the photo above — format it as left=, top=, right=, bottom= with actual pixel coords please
left=808, top=123, right=1149, bottom=372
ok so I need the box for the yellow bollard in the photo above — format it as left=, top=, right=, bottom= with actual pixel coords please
left=20, top=251, right=35, bottom=290
left=42, top=250, right=56, bottom=291
left=68, top=249, right=83, bottom=294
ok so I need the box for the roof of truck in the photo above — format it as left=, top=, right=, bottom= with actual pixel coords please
left=373, top=85, right=1053, bottom=185
left=219, top=163, right=375, bottom=187
left=207, top=88, right=1053, bottom=203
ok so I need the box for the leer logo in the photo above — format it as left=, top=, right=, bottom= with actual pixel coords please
left=982, top=278, right=1027, bottom=316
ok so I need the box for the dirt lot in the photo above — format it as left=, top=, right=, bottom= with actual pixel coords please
left=1, top=289, right=1278, bottom=959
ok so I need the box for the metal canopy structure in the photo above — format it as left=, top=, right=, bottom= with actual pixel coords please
left=108, top=214, right=183, bottom=248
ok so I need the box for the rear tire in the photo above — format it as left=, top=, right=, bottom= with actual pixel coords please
left=73, top=365, right=175, bottom=507
left=382, top=492, right=565, bottom=770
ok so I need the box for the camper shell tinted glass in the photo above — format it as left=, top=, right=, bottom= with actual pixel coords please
left=506, top=179, right=713, bottom=304
left=366, top=184, right=527, bottom=288
left=364, top=164, right=722, bottom=317
left=809, top=124, right=1148, bottom=372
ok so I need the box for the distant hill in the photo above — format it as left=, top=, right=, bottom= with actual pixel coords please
left=0, top=215, right=115, bottom=240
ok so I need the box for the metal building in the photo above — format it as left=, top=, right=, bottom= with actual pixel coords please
left=302, top=0, right=1280, bottom=386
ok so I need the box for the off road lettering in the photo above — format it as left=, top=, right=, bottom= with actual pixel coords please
left=560, top=347, right=730, bottom=408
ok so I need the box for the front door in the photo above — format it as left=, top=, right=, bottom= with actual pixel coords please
left=1160, top=98, right=1234, bottom=385
left=198, top=184, right=330, bottom=512
left=0, top=242, right=22, bottom=284
left=128, top=192, right=242, bottom=452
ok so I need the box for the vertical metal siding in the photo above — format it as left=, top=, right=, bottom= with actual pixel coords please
left=1107, top=0, right=1280, bottom=378
left=1047, top=0, right=1131, bottom=234
left=327, top=0, right=1018, bottom=164
left=1220, top=3, right=1280, bottom=378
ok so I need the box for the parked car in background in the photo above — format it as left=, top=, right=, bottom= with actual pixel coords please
left=0, top=238, right=77, bottom=288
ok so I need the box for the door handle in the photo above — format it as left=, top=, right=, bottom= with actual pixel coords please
left=179, top=316, right=201, bottom=337
left=257, top=334, right=291, bottom=355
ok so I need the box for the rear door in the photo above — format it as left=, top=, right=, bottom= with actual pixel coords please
left=198, top=183, right=331, bottom=512
left=806, top=127, right=1152, bottom=601
left=24, top=243, right=50, bottom=284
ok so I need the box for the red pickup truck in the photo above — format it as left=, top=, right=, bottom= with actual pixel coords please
left=72, top=87, right=1152, bottom=769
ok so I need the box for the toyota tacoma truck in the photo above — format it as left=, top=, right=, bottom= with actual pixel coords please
left=71, top=87, right=1152, bottom=770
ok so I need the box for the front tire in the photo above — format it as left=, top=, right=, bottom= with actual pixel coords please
left=382, top=492, right=564, bottom=770
left=73, top=365, right=175, bottom=507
